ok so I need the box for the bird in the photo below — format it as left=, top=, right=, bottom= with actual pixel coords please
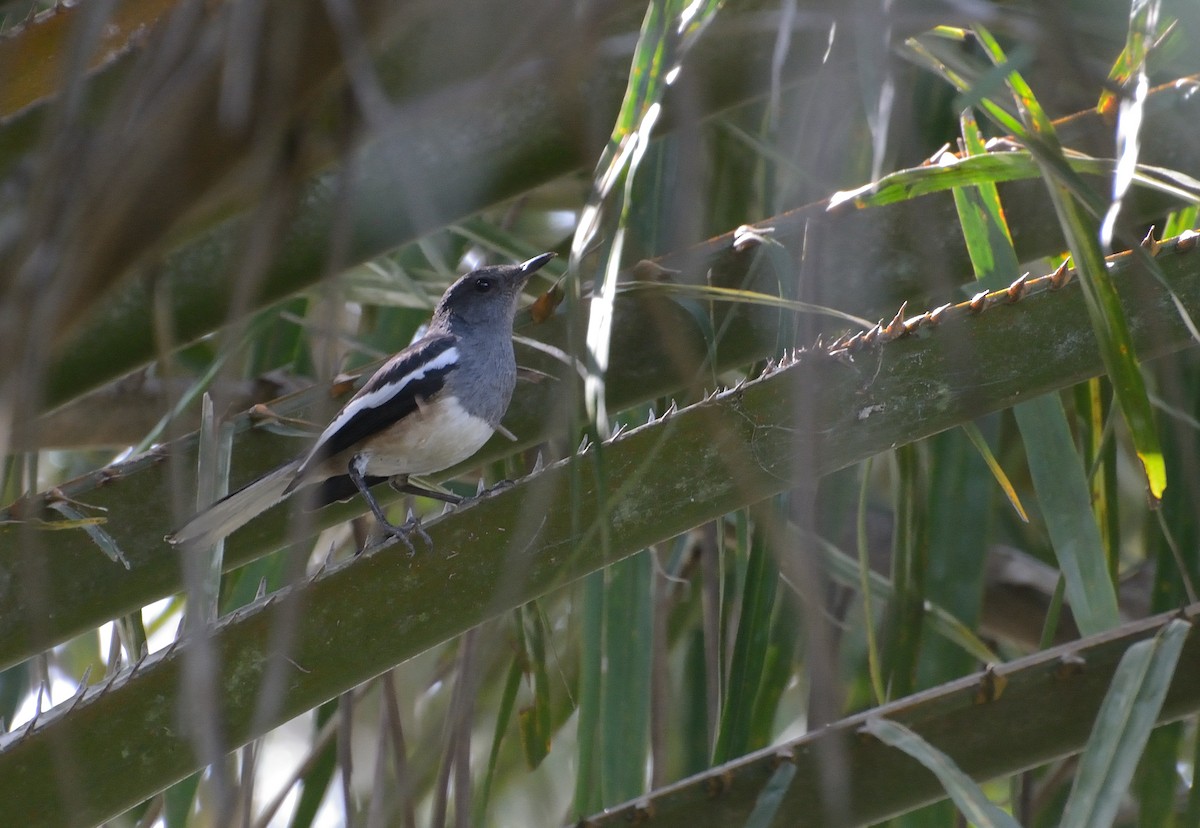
left=168, top=252, right=555, bottom=552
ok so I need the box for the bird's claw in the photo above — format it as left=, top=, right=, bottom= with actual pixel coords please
left=380, top=509, right=432, bottom=557
left=404, top=514, right=434, bottom=550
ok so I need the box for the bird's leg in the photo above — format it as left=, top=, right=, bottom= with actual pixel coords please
left=348, top=458, right=430, bottom=554
left=386, top=476, right=447, bottom=549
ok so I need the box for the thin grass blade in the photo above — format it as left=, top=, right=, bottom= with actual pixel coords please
left=960, top=421, right=1028, bottom=523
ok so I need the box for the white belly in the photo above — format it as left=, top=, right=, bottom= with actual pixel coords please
left=359, top=395, right=496, bottom=477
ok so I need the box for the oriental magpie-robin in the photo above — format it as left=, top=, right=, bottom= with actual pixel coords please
left=168, top=252, right=555, bottom=551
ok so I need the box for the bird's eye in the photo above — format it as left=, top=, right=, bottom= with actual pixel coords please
left=473, top=277, right=493, bottom=293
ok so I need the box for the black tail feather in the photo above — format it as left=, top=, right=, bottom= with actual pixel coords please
left=305, top=474, right=388, bottom=510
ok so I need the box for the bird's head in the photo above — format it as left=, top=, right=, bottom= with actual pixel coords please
left=435, top=252, right=555, bottom=328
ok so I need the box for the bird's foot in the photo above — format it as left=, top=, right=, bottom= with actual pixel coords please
left=380, top=508, right=432, bottom=556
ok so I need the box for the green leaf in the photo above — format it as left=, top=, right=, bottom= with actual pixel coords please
left=527, top=603, right=554, bottom=767
left=713, top=517, right=780, bottom=763
left=742, top=760, right=797, bottom=828
left=574, top=571, right=606, bottom=817
left=518, top=705, right=549, bottom=768
left=949, top=109, right=1019, bottom=287
left=747, top=600, right=798, bottom=750
left=885, top=444, right=927, bottom=699
left=600, top=552, right=653, bottom=805
left=477, top=620, right=525, bottom=820
left=863, top=718, right=1022, bottom=828
left=1013, top=393, right=1121, bottom=636
left=1061, top=618, right=1192, bottom=828
left=947, top=102, right=1119, bottom=636
left=1097, top=0, right=1162, bottom=116
left=915, top=427, right=995, bottom=693
left=1051, top=195, right=1167, bottom=501
left=1135, top=722, right=1184, bottom=828
left=575, top=0, right=723, bottom=432
left=973, top=24, right=1168, bottom=503
left=856, top=458, right=886, bottom=705
left=830, top=151, right=1200, bottom=212
left=163, top=773, right=201, bottom=828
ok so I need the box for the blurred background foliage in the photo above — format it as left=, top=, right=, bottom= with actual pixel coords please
left=0, top=0, right=1197, bottom=826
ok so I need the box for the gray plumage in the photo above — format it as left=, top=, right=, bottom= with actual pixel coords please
left=168, top=252, right=554, bottom=550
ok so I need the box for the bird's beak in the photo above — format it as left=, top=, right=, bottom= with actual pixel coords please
left=519, top=252, right=556, bottom=276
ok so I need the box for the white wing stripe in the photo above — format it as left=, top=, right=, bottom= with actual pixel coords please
left=310, top=345, right=460, bottom=459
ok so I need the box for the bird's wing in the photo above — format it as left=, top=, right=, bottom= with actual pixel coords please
left=288, top=333, right=460, bottom=486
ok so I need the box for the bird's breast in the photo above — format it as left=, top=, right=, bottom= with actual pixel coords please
left=358, top=394, right=496, bottom=477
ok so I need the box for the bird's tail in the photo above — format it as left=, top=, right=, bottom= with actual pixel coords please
left=167, top=460, right=300, bottom=550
